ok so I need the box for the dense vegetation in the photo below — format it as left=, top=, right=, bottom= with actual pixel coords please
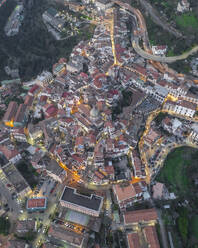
left=132, top=0, right=198, bottom=73
left=0, top=0, right=94, bottom=81
left=0, top=216, right=10, bottom=235
left=157, top=147, right=198, bottom=248
left=17, top=160, right=39, bottom=188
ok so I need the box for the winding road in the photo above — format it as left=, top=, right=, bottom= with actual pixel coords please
left=132, top=40, right=198, bottom=63
left=113, top=0, right=198, bottom=64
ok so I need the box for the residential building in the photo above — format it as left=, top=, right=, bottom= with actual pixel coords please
left=43, top=243, right=59, bottom=248
left=163, top=100, right=196, bottom=118
left=113, top=183, right=143, bottom=210
left=44, top=159, right=67, bottom=183
left=152, top=182, right=169, bottom=199
left=6, top=239, right=29, bottom=248
left=177, top=0, right=190, bottom=12
left=95, top=0, right=113, bottom=10
left=48, top=223, right=87, bottom=248
left=0, top=161, right=31, bottom=197
left=3, top=101, right=18, bottom=125
left=127, top=232, right=141, bottom=248
left=13, top=104, right=27, bottom=127
left=15, top=219, right=36, bottom=235
left=143, top=225, right=160, bottom=248
left=123, top=208, right=158, bottom=227
left=143, top=128, right=160, bottom=147
left=0, top=145, right=22, bottom=164
left=26, top=197, right=47, bottom=212
left=152, top=45, right=167, bottom=56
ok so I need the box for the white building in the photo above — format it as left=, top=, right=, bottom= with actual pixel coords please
left=95, top=0, right=113, bottom=10
left=152, top=45, right=167, bottom=56
left=177, top=0, right=190, bottom=13
left=35, top=71, right=54, bottom=86
left=163, top=100, right=196, bottom=118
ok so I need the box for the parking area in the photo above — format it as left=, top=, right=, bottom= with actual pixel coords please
left=0, top=181, right=20, bottom=218
left=34, top=177, right=57, bottom=197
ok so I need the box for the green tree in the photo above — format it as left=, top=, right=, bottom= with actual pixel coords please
left=0, top=216, right=10, bottom=235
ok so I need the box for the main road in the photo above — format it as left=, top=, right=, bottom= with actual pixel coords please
left=132, top=39, right=198, bottom=63
left=113, top=0, right=198, bottom=64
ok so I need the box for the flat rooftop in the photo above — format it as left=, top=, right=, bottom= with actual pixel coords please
left=60, top=186, right=103, bottom=212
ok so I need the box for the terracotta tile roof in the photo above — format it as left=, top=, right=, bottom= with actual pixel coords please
left=133, top=183, right=142, bottom=195
left=152, top=182, right=165, bottom=199
left=144, top=129, right=160, bottom=145
left=14, top=104, right=27, bottom=123
left=124, top=208, right=158, bottom=224
left=40, top=95, right=47, bottom=102
left=0, top=145, right=19, bottom=160
left=48, top=224, right=84, bottom=246
left=113, top=184, right=136, bottom=202
left=178, top=99, right=196, bottom=110
left=29, top=84, right=39, bottom=94
left=16, top=219, right=35, bottom=233
left=105, top=165, right=114, bottom=175
left=143, top=225, right=160, bottom=248
left=133, top=64, right=147, bottom=77
left=127, top=232, right=141, bottom=248
left=78, top=104, right=91, bottom=116
left=72, top=154, right=84, bottom=164
left=27, top=197, right=46, bottom=209
left=24, top=95, right=34, bottom=106
left=85, top=133, right=96, bottom=144
left=75, top=136, right=84, bottom=147
left=3, top=101, right=18, bottom=121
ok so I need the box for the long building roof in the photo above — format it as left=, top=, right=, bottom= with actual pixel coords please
left=60, top=186, right=103, bottom=212
left=3, top=101, right=18, bottom=122
left=124, top=208, right=158, bottom=224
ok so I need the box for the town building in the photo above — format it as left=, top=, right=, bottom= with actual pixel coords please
left=0, top=145, right=22, bottom=164
left=43, top=158, right=67, bottom=183
left=152, top=45, right=167, bottom=56
left=60, top=186, right=103, bottom=217
left=3, top=101, right=18, bottom=126
left=6, top=239, right=29, bottom=248
left=26, top=197, right=47, bottom=212
left=95, top=0, right=113, bottom=10
left=127, top=232, right=141, bottom=248
left=0, top=160, right=31, bottom=198
left=143, top=225, right=160, bottom=248
left=43, top=243, right=59, bottom=248
left=15, top=219, right=36, bottom=235
left=177, top=0, right=190, bottom=12
left=163, top=100, right=196, bottom=118
left=113, top=183, right=143, bottom=210
left=48, top=223, right=87, bottom=248
left=152, top=182, right=169, bottom=199
left=123, top=208, right=158, bottom=227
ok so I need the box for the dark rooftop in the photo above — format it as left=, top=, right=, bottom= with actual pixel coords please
left=60, top=186, right=103, bottom=211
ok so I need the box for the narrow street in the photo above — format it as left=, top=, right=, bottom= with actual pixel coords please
left=157, top=209, right=169, bottom=248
